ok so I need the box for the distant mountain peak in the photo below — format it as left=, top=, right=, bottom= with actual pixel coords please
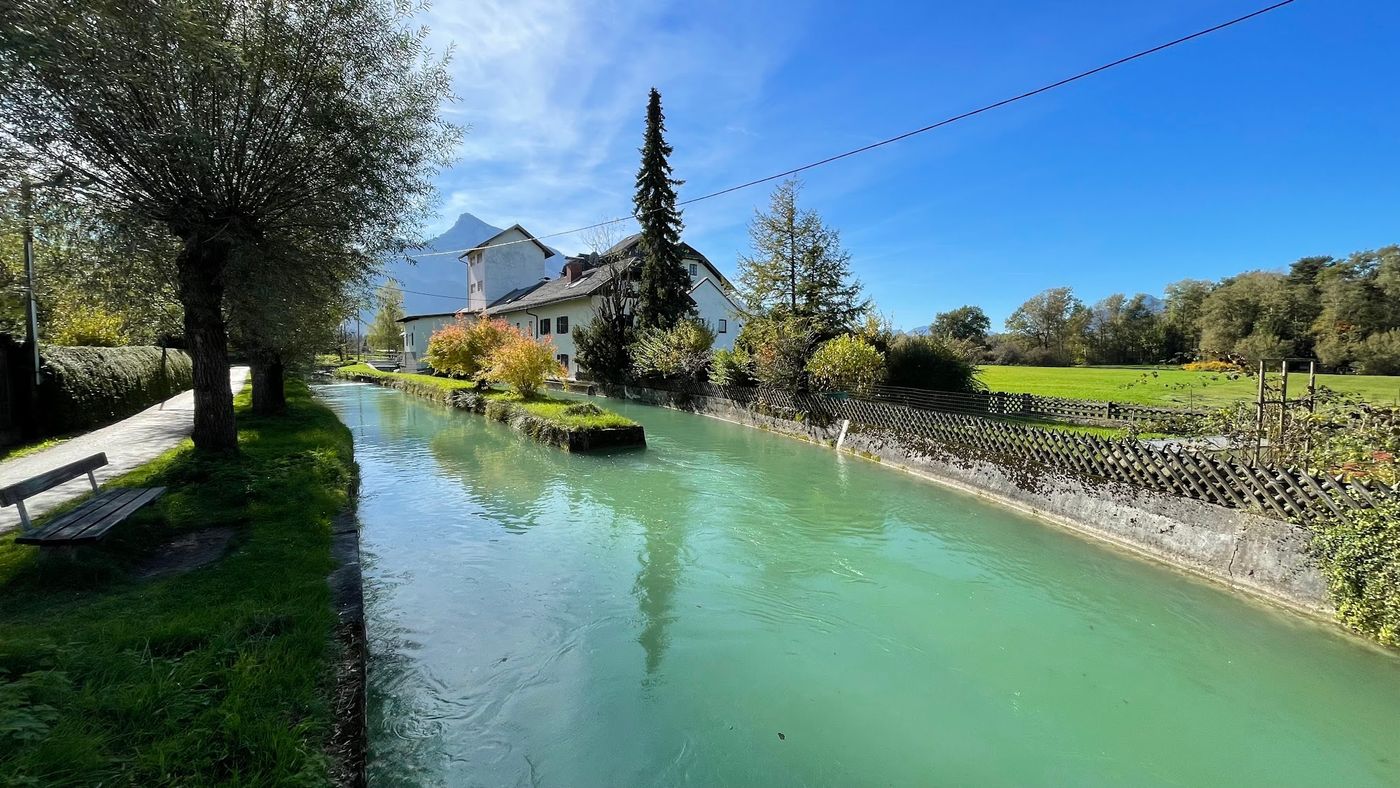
left=416, top=212, right=503, bottom=256
left=371, top=212, right=504, bottom=318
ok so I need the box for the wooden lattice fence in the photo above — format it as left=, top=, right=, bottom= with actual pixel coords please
left=869, top=384, right=1204, bottom=427
left=710, top=385, right=1393, bottom=522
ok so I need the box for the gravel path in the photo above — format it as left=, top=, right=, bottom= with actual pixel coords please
left=0, top=366, right=250, bottom=534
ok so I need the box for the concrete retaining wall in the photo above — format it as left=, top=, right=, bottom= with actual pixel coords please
left=594, top=384, right=1331, bottom=617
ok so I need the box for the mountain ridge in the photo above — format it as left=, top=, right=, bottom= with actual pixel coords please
left=380, top=212, right=502, bottom=317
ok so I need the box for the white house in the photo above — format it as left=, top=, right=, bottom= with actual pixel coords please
left=398, top=228, right=746, bottom=380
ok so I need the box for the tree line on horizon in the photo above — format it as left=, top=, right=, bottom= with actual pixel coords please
left=926, top=247, right=1400, bottom=375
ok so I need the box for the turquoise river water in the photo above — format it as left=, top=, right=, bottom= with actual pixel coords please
left=316, top=382, right=1400, bottom=787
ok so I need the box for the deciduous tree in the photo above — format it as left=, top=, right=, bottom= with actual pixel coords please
left=931, top=305, right=990, bottom=344
left=1, top=0, right=458, bottom=450
left=1004, top=287, right=1087, bottom=364
left=367, top=280, right=406, bottom=351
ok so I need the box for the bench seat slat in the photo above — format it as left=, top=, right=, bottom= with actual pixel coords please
left=42, top=489, right=145, bottom=542
left=28, top=490, right=127, bottom=540
left=15, top=487, right=166, bottom=546
left=74, top=488, right=165, bottom=542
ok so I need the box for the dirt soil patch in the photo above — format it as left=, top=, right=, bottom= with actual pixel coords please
left=133, top=526, right=239, bottom=580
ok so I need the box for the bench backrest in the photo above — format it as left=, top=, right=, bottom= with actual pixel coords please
left=0, top=453, right=108, bottom=506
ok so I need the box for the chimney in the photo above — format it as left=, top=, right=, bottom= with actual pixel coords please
left=564, top=258, right=584, bottom=283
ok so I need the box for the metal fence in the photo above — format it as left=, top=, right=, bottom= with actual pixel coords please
left=705, top=384, right=1393, bottom=522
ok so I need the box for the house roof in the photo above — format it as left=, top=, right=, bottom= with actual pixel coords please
left=484, top=263, right=621, bottom=315
left=603, top=234, right=735, bottom=290
left=688, top=276, right=746, bottom=313
left=397, top=310, right=464, bottom=323
left=458, top=223, right=556, bottom=260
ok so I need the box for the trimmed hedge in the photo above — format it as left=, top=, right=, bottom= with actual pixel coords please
left=38, top=346, right=194, bottom=435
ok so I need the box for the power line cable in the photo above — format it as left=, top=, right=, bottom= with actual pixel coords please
left=402, top=0, right=1298, bottom=264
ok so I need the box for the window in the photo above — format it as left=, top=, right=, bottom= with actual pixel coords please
left=718, top=319, right=727, bottom=334
left=688, top=263, right=698, bottom=277
left=540, top=317, right=551, bottom=335
left=557, top=316, right=568, bottom=334
left=557, top=354, right=569, bottom=371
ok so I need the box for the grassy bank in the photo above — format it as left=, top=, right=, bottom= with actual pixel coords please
left=334, top=363, right=637, bottom=431
left=0, top=380, right=355, bottom=785
left=978, top=365, right=1400, bottom=408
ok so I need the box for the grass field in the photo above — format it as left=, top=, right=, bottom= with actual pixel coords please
left=977, top=365, right=1400, bottom=409
left=0, top=380, right=353, bottom=784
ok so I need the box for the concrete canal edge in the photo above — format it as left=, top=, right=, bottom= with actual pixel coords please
left=327, top=507, right=368, bottom=787
left=588, top=384, right=1333, bottom=621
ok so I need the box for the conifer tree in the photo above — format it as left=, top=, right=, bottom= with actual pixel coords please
left=738, top=179, right=866, bottom=340
left=633, top=88, right=693, bottom=329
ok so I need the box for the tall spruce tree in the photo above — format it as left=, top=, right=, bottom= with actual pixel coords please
left=633, top=88, right=693, bottom=329
left=738, top=179, right=866, bottom=340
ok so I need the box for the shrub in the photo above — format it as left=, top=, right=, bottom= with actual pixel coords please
left=573, top=316, right=634, bottom=386
left=1182, top=360, right=1244, bottom=373
left=740, top=315, right=818, bottom=391
left=710, top=347, right=754, bottom=387
left=631, top=320, right=715, bottom=383
left=38, top=346, right=193, bottom=435
left=805, top=334, right=885, bottom=393
left=1232, top=331, right=1293, bottom=366
left=1313, top=499, right=1400, bottom=647
left=424, top=316, right=510, bottom=379
left=47, top=306, right=129, bottom=347
left=984, top=334, right=1027, bottom=366
left=481, top=328, right=564, bottom=397
left=884, top=335, right=981, bottom=393
left=1355, top=329, right=1400, bottom=376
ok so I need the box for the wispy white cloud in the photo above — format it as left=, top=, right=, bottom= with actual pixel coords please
left=417, top=0, right=803, bottom=254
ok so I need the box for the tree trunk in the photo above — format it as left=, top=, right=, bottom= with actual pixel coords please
left=250, top=357, right=287, bottom=415
left=177, top=236, right=238, bottom=452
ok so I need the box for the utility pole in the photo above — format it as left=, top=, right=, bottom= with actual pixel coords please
left=21, top=179, right=41, bottom=387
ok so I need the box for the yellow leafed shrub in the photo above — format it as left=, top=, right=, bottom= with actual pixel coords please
left=482, top=327, right=564, bottom=397
left=1182, top=360, right=1244, bottom=373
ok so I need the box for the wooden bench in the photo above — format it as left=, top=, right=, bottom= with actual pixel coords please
left=0, top=453, right=165, bottom=546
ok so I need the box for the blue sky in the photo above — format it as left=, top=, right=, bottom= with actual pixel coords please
left=417, top=0, right=1400, bottom=330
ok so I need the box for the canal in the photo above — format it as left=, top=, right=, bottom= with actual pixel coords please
left=317, top=382, right=1400, bottom=786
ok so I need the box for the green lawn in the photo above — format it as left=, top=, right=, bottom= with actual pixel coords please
left=0, top=380, right=354, bottom=785
left=335, top=363, right=637, bottom=429
left=977, top=365, right=1400, bottom=409
left=0, top=435, right=73, bottom=464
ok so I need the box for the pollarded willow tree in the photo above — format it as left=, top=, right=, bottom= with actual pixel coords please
left=0, top=0, right=459, bottom=450
left=225, top=233, right=368, bottom=414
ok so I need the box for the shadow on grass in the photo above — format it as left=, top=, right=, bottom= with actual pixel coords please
left=0, top=379, right=355, bottom=785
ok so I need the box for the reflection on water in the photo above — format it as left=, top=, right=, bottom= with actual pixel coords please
left=317, top=382, right=1400, bottom=787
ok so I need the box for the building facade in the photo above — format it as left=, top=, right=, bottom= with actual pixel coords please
left=398, top=228, right=746, bottom=380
